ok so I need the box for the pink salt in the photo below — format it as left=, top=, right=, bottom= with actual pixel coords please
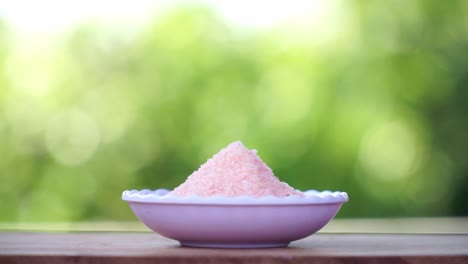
left=170, top=141, right=304, bottom=197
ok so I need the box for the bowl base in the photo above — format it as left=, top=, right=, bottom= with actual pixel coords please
left=180, top=241, right=290, bottom=248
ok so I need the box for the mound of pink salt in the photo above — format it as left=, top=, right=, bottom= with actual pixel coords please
left=170, top=141, right=304, bottom=197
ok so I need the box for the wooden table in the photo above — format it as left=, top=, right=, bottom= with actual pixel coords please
left=1, top=232, right=467, bottom=263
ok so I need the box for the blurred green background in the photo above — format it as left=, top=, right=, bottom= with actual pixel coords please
left=0, top=0, right=467, bottom=222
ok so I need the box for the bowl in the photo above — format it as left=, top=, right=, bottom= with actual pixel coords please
left=122, top=189, right=348, bottom=248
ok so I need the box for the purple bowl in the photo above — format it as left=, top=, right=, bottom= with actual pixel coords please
left=122, top=189, right=348, bottom=248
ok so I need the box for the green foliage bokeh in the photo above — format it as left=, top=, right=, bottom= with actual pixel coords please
left=0, top=1, right=467, bottom=221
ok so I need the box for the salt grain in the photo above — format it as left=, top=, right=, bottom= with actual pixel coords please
left=170, top=141, right=304, bottom=197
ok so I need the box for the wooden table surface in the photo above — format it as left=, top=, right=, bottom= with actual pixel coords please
left=1, top=232, right=467, bottom=264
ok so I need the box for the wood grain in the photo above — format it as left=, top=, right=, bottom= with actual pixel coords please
left=1, top=232, right=467, bottom=264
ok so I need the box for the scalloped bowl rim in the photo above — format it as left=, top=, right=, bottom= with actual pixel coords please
left=122, top=189, right=348, bottom=205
